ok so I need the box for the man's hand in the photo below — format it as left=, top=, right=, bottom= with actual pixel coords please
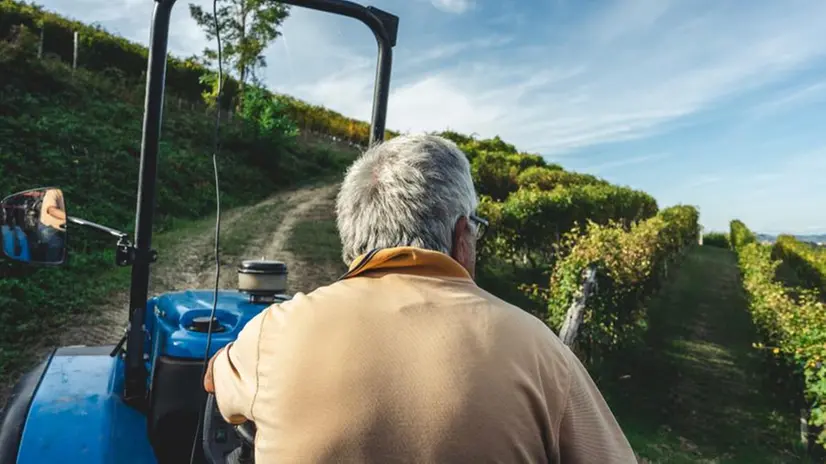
left=203, top=346, right=226, bottom=393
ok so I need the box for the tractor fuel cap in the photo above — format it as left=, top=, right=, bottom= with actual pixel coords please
left=189, top=316, right=225, bottom=333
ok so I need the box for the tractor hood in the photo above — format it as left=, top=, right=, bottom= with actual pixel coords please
left=147, top=290, right=289, bottom=361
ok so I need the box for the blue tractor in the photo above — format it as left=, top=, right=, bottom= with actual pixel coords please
left=0, top=1, right=398, bottom=462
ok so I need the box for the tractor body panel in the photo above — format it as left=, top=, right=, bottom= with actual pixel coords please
left=142, top=289, right=288, bottom=462
left=16, top=346, right=157, bottom=464
left=146, top=290, right=287, bottom=362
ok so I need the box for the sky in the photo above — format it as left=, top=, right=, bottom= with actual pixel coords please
left=34, top=0, right=826, bottom=234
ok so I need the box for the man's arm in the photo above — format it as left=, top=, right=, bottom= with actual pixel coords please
left=46, top=206, right=66, bottom=222
left=205, top=310, right=268, bottom=424
left=556, top=349, right=638, bottom=463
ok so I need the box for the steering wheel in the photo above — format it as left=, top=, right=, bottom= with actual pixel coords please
left=202, top=393, right=257, bottom=464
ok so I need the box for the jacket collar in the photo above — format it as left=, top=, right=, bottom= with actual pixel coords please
left=340, top=247, right=473, bottom=281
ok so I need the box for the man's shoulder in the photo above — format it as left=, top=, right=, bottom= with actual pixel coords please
left=472, top=284, right=564, bottom=336
left=260, top=274, right=577, bottom=388
left=466, top=284, right=578, bottom=371
left=287, top=275, right=567, bottom=347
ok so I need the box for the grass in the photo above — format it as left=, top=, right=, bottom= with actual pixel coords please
left=288, top=217, right=343, bottom=267
left=220, top=177, right=341, bottom=259
left=286, top=199, right=348, bottom=279
left=600, top=246, right=811, bottom=463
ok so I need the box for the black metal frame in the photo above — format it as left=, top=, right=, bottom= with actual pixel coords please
left=123, top=0, right=398, bottom=408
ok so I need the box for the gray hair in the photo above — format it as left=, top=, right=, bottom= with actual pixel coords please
left=336, top=133, right=478, bottom=265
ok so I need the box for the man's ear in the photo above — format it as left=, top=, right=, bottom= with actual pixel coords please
left=451, top=215, right=469, bottom=261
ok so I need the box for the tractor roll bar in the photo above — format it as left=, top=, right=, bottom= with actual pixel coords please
left=123, top=0, right=398, bottom=408
left=124, top=0, right=176, bottom=408
left=286, top=0, right=398, bottom=146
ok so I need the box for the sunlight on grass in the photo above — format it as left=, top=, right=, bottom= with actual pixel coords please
left=605, top=247, right=812, bottom=463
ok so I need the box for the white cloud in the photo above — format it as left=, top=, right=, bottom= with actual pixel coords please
left=405, top=35, right=513, bottom=67
left=578, top=152, right=673, bottom=173
left=264, top=0, right=826, bottom=156
left=684, top=175, right=723, bottom=189
left=430, top=0, right=474, bottom=14
left=751, top=81, right=826, bottom=118
left=32, top=0, right=826, bottom=157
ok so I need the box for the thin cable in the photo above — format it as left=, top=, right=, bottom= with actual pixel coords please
left=190, top=0, right=224, bottom=461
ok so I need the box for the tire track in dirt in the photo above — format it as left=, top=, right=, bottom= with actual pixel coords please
left=59, top=184, right=339, bottom=347
left=189, top=183, right=340, bottom=292
left=252, top=184, right=343, bottom=294
left=50, top=192, right=285, bottom=349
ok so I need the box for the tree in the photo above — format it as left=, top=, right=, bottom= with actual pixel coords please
left=189, top=0, right=290, bottom=100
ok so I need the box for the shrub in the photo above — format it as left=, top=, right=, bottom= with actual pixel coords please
left=544, top=205, right=699, bottom=362
left=732, top=220, right=826, bottom=447
left=772, top=235, right=826, bottom=295
left=703, top=232, right=730, bottom=249
left=730, top=219, right=757, bottom=251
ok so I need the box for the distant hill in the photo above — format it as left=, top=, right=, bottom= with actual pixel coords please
left=756, top=233, right=826, bottom=245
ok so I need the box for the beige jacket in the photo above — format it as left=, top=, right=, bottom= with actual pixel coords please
left=212, top=247, right=637, bottom=463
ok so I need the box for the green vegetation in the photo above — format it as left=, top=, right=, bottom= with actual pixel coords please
left=704, top=231, right=730, bottom=249
left=0, top=30, right=356, bottom=379
left=288, top=215, right=346, bottom=276
left=731, top=219, right=757, bottom=250
left=772, top=235, right=826, bottom=295
left=731, top=220, right=826, bottom=450
left=4, top=1, right=821, bottom=460
left=545, top=205, right=699, bottom=364
left=0, top=0, right=397, bottom=145
left=188, top=0, right=290, bottom=95
left=606, top=247, right=810, bottom=463
left=439, top=131, right=662, bottom=322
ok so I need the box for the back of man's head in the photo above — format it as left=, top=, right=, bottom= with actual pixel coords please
left=336, top=133, right=478, bottom=265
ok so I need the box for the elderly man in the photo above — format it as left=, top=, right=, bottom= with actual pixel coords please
left=205, top=134, right=636, bottom=462
left=37, top=188, right=67, bottom=262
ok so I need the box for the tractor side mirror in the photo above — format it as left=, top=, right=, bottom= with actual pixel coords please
left=0, top=187, right=68, bottom=265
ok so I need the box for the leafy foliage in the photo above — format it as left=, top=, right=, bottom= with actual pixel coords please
left=0, top=0, right=208, bottom=101
left=479, top=184, right=659, bottom=269
left=0, top=0, right=392, bottom=145
left=189, top=0, right=290, bottom=91
left=772, top=235, right=826, bottom=295
left=730, top=219, right=757, bottom=251
left=544, top=205, right=699, bottom=363
left=469, top=151, right=543, bottom=200
left=516, top=166, right=606, bottom=190
left=702, top=232, right=730, bottom=249
left=434, top=132, right=661, bottom=322
left=731, top=220, right=826, bottom=446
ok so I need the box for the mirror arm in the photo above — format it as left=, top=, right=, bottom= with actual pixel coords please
left=68, top=216, right=128, bottom=239
left=66, top=216, right=158, bottom=267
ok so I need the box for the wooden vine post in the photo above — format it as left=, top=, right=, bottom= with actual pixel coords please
left=558, top=265, right=598, bottom=347
left=73, top=31, right=79, bottom=72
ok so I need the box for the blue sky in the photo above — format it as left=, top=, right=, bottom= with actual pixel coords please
left=37, top=0, right=826, bottom=234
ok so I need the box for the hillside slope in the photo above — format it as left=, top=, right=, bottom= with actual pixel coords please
left=0, top=37, right=358, bottom=386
